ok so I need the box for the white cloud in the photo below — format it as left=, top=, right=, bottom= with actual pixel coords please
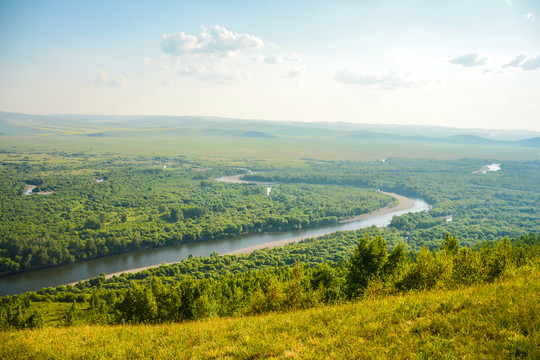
left=448, top=52, right=487, bottom=67
left=180, top=62, right=251, bottom=83
left=521, top=55, right=540, bottom=70
left=161, top=25, right=263, bottom=57
left=523, top=13, right=534, bottom=20
left=92, top=70, right=126, bottom=87
left=503, top=54, right=527, bottom=68
left=264, top=55, right=283, bottom=64
left=503, top=53, right=540, bottom=70
left=506, top=0, right=512, bottom=6
left=334, top=68, right=412, bottom=89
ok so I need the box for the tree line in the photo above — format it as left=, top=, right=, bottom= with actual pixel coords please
left=1, top=232, right=537, bottom=329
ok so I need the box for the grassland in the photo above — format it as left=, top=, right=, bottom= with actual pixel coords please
left=3, top=135, right=539, bottom=164
left=2, top=112, right=539, bottom=162
left=2, top=267, right=538, bottom=359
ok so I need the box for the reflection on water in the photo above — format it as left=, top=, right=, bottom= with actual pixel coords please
left=0, top=198, right=430, bottom=296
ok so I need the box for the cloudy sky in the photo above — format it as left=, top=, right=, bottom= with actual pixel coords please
left=1, top=0, right=539, bottom=130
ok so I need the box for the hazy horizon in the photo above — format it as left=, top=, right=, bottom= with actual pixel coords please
left=3, top=110, right=540, bottom=141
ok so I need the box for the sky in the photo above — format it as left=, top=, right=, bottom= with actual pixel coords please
left=1, top=0, right=539, bottom=131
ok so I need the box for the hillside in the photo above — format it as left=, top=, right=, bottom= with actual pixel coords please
left=2, top=268, right=538, bottom=359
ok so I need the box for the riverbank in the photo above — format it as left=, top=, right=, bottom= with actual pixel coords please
left=100, top=192, right=415, bottom=277
left=103, top=265, right=164, bottom=280
left=340, top=192, right=414, bottom=223
left=226, top=192, right=414, bottom=256
left=216, top=172, right=276, bottom=185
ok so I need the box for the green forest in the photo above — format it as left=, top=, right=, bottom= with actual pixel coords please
left=245, top=158, right=540, bottom=247
left=0, top=153, right=391, bottom=275
left=2, top=151, right=539, bottom=277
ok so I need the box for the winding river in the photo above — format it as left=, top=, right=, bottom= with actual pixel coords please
left=0, top=175, right=430, bottom=296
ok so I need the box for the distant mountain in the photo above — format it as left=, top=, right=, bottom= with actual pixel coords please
left=342, top=131, right=540, bottom=149
left=0, top=111, right=539, bottom=148
left=445, top=135, right=540, bottom=148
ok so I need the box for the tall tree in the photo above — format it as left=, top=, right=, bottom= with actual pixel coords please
left=346, top=234, right=388, bottom=299
left=440, top=233, right=459, bottom=254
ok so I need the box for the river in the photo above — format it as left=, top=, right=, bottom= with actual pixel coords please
left=0, top=178, right=430, bottom=296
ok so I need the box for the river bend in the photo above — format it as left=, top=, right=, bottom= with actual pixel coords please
left=0, top=176, right=429, bottom=296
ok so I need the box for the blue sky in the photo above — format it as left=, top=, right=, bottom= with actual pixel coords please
left=1, top=0, right=539, bottom=130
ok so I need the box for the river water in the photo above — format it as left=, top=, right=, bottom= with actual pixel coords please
left=0, top=197, right=429, bottom=296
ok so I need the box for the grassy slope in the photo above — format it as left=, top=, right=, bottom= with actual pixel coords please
left=2, top=270, right=539, bottom=359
